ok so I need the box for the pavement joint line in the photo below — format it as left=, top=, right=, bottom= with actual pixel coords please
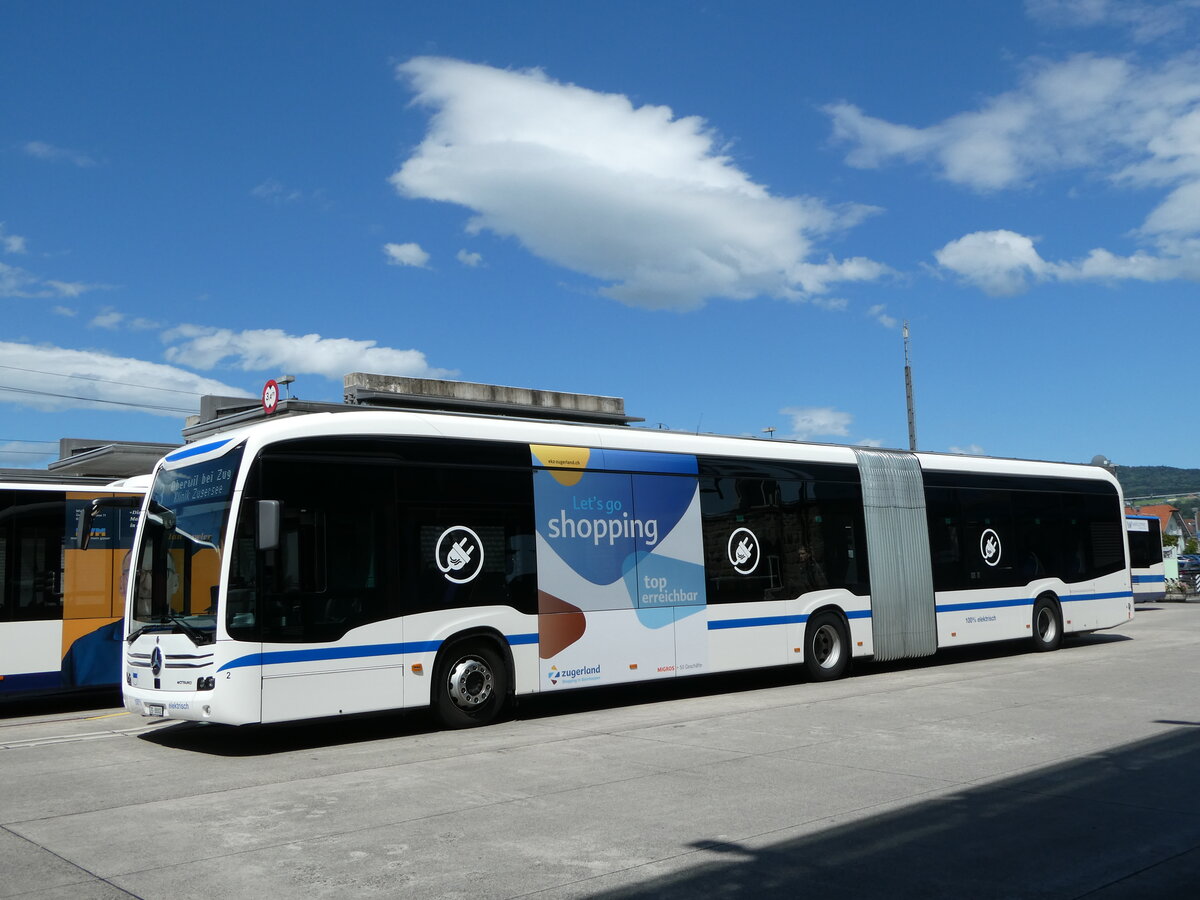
left=1, top=823, right=143, bottom=899
left=502, top=782, right=969, bottom=899
left=4, top=726, right=705, bottom=828
left=1, top=720, right=172, bottom=750
left=1069, top=841, right=1200, bottom=899
left=63, top=766, right=695, bottom=883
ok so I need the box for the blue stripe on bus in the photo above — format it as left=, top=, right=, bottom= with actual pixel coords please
left=216, top=588, right=1136, bottom=671
left=709, top=590, right=1134, bottom=628
left=217, top=632, right=541, bottom=672
left=165, top=438, right=231, bottom=462
left=707, top=609, right=872, bottom=631
left=1062, top=590, right=1133, bottom=602
left=936, top=597, right=1034, bottom=613
left=938, top=590, right=1133, bottom=613
left=708, top=614, right=806, bottom=630
left=1131, top=575, right=1165, bottom=584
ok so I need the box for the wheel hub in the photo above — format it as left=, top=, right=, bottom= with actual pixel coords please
left=1037, top=607, right=1057, bottom=641
left=813, top=624, right=843, bottom=669
left=447, top=658, right=494, bottom=708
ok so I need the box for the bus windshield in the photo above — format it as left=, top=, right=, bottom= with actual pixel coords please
left=130, top=445, right=244, bottom=643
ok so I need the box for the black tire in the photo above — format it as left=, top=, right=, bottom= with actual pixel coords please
left=803, top=611, right=850, bottom=681
left=1031, top=596, right=1063, bottom=652
left=433, top=642, right=509, bottom=729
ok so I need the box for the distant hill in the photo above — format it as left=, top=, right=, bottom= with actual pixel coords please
left=1115, top=466, right=1200, bottom=509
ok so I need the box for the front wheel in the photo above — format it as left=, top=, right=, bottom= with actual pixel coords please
left=433, top=642, right=509, bottom=729
left=803, top=611, right=850, bottom=681
left=1031, top=596, right=1063, bottom=652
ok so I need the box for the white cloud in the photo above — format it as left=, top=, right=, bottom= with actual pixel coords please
left=810, top=296, right=849, bottom=311
left=384, top=242, right=431, bottom=268
left=23, top=140, right=98, bottom=168
left=934, top=230, right=1052, bottom=295
left=456, top=248, right=483, bottom=267
left=867, top=303, right=898, bottom=328
left=1, top=224, right=28, bottom=254
left=161, top=326, right=455, bottom=380
left=934, top=228, right=1200, bottom=293
left=392, top=57, right=887, bottom=311
left=780, top=406, right=853, bottom=441
left=1141, top=179, right=1200, bottom=236
left=0, top=341, right=247, bottom=417
left=90, top=310, right=124, bottom=329
left=0, top=261, right=107, bottom=299
left=827, top=54, right=1152, bottom=192
left=827, top=53, right=1200, bottom=191
left=251, top=178, right=303, bottom=204
left=0, top=259, right=111, bottom=300
left=949, top=443, right=987, bottom=455
left=44, top=280, right=97, bottom=298
left=1025, top=0, right=1196, bottom=43
left=832, top=51, right=1200, bottom=293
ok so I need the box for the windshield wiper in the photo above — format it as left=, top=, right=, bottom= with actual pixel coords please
left=159, top=609, right=214, bottom=646
left=126, top=623, right=166, bottom=643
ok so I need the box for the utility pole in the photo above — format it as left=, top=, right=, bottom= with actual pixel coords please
left=903, top=322, right=918, bottom=451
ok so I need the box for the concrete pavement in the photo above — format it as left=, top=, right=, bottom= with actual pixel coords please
left=2, top=602, right=1198, bottom=898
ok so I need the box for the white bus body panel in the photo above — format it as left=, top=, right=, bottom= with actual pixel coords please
left=1, top=620, right=62, bottom=677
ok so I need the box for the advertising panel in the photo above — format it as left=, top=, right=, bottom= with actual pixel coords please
left=531, top=445, right=708, bottom=689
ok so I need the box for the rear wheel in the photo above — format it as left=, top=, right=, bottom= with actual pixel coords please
left=804, top=611, right=850, bottom=681
left=1031, top=596, right=1063, bottom=652
left=433, top=642, right=509, bottom=729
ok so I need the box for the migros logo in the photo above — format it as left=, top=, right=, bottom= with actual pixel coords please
left=547, top=663, right=601, bottom=685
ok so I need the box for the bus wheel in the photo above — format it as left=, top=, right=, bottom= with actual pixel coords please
left=434, top=643, right=509, bottom=729
left=804, top=612, right=850, bottom=681
left=1031, top=596, right=1063, bottom=652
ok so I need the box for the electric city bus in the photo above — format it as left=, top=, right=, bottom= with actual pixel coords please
left=0, top=475, right=147, bottom=696
left=117, top=411, right=1132, bottom=728
left=1125, top=514, right=1165, bottom=603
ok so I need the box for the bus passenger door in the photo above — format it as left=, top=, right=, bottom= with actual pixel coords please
left=252, top=459, right=404, bottom=724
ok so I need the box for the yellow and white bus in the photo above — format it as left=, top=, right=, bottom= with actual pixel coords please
left=118, top=411, right=1133, bottom=728
left=0, top=475, right=147, bottom=696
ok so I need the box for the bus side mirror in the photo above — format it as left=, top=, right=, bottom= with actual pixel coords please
left=77, top=503, right=96, bottom=550
left=257, top=500, right=281, bottom=551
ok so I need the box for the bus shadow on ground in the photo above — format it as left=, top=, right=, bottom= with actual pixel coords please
left=0, top=687, right=121, bottom=720
left=137, top=632, right=1133, bottom=757
left=582, top=724, right=1200, bottom=900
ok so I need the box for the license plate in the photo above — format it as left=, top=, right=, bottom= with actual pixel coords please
left=146, top=704, right=165, bottom=717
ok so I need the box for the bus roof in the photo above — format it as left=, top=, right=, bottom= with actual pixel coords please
left=156, top=408, right=1121, bottom=488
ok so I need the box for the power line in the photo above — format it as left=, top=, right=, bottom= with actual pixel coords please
left=0, top=363, right=209, bottom=396
left=0, top=383, right=194, bottom=413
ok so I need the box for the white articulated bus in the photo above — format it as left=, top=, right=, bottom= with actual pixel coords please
left=1125, top=515, right=1165, bottom=603
left=1, top=476, right=147, bottom=696
left=117, top=411, right=1133, bottom=728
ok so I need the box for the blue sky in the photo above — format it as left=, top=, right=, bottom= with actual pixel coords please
left=3, top=1, right=1199, bottom=470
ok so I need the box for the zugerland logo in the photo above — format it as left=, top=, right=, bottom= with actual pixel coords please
left=547, top=663, right=601, bottom=686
